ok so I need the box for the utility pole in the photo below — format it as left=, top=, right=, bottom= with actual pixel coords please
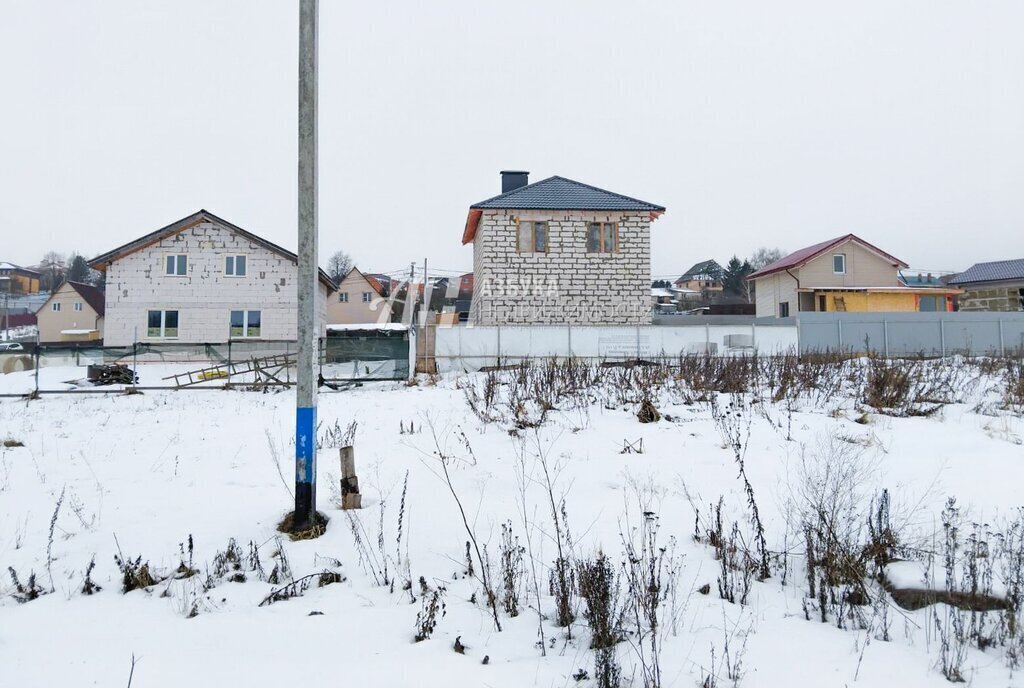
left=294, top=0, right=319, bottom=531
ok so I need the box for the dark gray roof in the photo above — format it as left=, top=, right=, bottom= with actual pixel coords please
left=678, top=259, right=723, bottom=281
left=949, top=259, right=1024, bottom=285
left=470, top=176, right=664, bottom=212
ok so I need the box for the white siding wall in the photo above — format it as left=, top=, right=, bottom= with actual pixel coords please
left=754, top=272, right=799, bottom=318
left=103, top=221, right=328, bottom=346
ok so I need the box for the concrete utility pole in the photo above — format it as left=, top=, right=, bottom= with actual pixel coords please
left=294, top=0, right=319, bottom=530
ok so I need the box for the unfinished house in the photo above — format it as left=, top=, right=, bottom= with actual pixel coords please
left=463, top=171, right=665, bottom=325
left=89, top=210, right=335, bottom=346
left=949, top=259, right=1024, bottom=312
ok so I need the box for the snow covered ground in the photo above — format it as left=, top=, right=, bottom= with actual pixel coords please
left=1, top=359, right=1022, bottom=687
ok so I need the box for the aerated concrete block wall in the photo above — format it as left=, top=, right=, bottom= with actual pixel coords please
left=103, top=221, right=329, bottom=346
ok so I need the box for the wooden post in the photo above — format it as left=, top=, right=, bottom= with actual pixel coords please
left=340, top=446, right=361, bottom=510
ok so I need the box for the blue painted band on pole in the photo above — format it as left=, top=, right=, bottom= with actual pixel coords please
left=295, top=406, right=316, bottom=483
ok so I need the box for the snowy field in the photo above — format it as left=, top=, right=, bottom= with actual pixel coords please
left=1, top=357, right=1023, bottom=687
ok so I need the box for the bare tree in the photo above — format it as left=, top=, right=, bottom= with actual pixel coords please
left=327, top=250, right=354, bottom=283
left=747, top=247, right=784, bottom=271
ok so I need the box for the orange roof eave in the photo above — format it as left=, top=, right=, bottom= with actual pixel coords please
left=462, top=209, right=483, bottom=245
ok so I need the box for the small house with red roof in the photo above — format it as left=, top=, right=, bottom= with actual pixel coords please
left=747, top=234, right=959, bottom=318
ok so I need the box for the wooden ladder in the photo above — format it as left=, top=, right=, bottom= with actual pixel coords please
left=833, top=296, right=847, bottom=312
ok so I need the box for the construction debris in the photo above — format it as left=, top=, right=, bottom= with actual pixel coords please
left=87, top=364, right=138, bottom=386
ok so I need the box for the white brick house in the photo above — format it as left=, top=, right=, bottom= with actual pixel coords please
left=89, top=210, right=335, bottom=346
left=462, top=172, right=665, bottom=325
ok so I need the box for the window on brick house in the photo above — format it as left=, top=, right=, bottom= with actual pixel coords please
left=165, top=255, right=187, bottom=276
left=225, top=255, right=247, bottom=276
left=147, top=310, right=179, bottom=338
left=586, top=222, right=618, bottom=253
left=230, top=310, right=261, bottom=338
left=517, top=221, right=548, bottom=253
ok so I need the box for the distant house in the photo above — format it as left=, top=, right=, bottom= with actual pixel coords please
left=674, top=260, right=723, bottom=295
left=88, top=209, right=336, bottom=346
left=747, top=234, right=960, bottom=318
left=949, top=259, right=1024, bottom=312
left=327, top=267, right=392, bottom=324
left=463, top=171, right=665, bottom=325
left=0, top=263, right=42, bottom=294
left=36, top=281, right=104, bottom=343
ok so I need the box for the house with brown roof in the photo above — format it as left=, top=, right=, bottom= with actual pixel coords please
left=326, top=267, right=393, bottom=324
left=36, top=281, right=105, bottom=343
left=747, top=234, right=960, bottom=318
left=89, top=210, right=336, bottom=346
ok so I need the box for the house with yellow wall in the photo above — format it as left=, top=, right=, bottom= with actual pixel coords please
left=0, top=263, right=42, bottom=294
left=747, top=234, right=959, bottom=318
left=35, top=281, right=105, bottom=343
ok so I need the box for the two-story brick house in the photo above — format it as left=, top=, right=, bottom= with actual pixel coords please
left=89, top=210, right=335, bottom=346
left=463, top=172, right=665, bottom=325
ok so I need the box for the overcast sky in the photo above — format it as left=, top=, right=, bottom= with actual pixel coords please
left=2, top=1, right=1021, bottom=281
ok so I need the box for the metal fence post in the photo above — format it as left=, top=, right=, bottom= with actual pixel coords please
left=636, top=325, right=641, bottom=361
left=567, top=323, right=572, bottom=358
left=496, top=324, right=501, bottom=368
left=939, top=318, right=946, bottom=358
left=751, top=321, right=757, bottom=352
left=33, top=343, right=40, bottom=397
left=705, top=321, right=710, bottom=354
left=837, top=318, right=843, bottom=351
left=883, top=319, right=889, bottom=357
left=999, top=319, right=1005, bottom=356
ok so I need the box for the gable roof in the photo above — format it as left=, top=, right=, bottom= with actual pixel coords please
left=747, top=234, right=907, bottom=280
left=66, top=281, right=105, bottom=316
left=88, top=209, right=336, bottom=290
left=949, top=259, right=1024, bottom=285
left=36, top=281, right=105, bottom=317
left=676, top=259, right=722, bottom=282
left=338, top=267, right=386, bottom=297
left=462, top=176, right=665, bottom=244
left=0, top=262, right=41, bottom=276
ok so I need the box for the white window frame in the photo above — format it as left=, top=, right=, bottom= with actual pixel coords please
left=339, top=292, right=349, bottom=303
left=147, top=310, right=179, bottom=339
left=165, top=254, right=188, bottom=277
left=832, top=253, right=847, bottom=275
left=362, top=291, right=373, bottom=303
left=224, top=255, right=247, bottom=277
left=51, top=302, right=61, bottom=312
left=229, top=309, right=262, bottom=339
left=74, top=302, right=83, bottom=312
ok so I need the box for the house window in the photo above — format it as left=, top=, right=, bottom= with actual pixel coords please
left=586, top=222, right=618, bottom=253
left=230, top=310, right=261, bottom=338
left=918, top=295, right=941, bottom=312
left=362, top=292, right=373, bottom=303
left=832, top=254, right=846, bottom=274
left=51, top=302, right=61, bottom=312
left=517, top=221, right=548, bottom=253
left=74, top=302, right=83, bottom=312
left=165, top=255, right=187, bottom=276
left=779, top=302, right=790, bottom=317
left=225, top=255, right=247, bottom=277
left=338, top=292, right=349, bottom=303
left=1018, top=288, right=1024, bottom=310
left=147, top=310, right=179, bottom=338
